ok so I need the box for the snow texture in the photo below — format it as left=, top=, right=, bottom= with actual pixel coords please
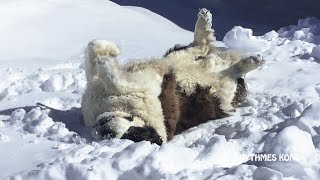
left=1, top=0, right=320, bottom=180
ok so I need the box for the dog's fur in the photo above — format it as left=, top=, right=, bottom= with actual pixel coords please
left=158, top=70, right=230, bottom=140
left=158, top=70, right=180, bottom=140
left=194, top=8, right=215, bottom=47
left=82, top=8, right=265, bottom=143
left=146, top=9, right=264, bottom=137
left=82, top=39, right=167, bottom=144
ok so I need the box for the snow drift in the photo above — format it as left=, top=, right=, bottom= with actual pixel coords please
left=1, top=0, right=320, bottom=180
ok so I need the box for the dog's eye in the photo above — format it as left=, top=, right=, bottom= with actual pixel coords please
left=96, top=115, right=115, bottom=126
left=124, top=116, right=134, bottom=121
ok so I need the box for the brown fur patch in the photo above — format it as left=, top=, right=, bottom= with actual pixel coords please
left=176, top=85, right=229, bottom=134
left=231, top=78, right=247, bottom=108
left=159, top=70, right=181, bottom=140
left=159, top=70, right=230, bottom=139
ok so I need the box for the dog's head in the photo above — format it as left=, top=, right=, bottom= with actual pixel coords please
left=92, top=111, right=163, bottom=145
left=238, top=55, right=265, bottom=75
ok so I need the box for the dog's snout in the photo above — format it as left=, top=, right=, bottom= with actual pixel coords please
left=92, top=125, right=116, bottom=140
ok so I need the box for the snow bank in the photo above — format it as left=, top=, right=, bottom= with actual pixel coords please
left=0, top=133, right=10, bottom=143
left=194, top=135, right=244, bottom=168
left=223, top=26, right=270, bottom=53
left=311, top=44, right=320, bottom=60
left=253, top=167, right=283, bottom=180
left=265, top=126, right=315, bottom=161
left=7, top=108, right=84, bottom=143
left=296, top=102, right=320, bottom=136
left=1, top=0, right=320, bottom=179
left=0, top=0, right=192, bottom=68
left=278, top=17, right=320, bottom=44
left=276, top=17, right=320, bottom=60
left=261, top=126, right=319, bottom=178
left=272, top=102, right=320, bottom=138
left=144, top=144, right=198, bottom=174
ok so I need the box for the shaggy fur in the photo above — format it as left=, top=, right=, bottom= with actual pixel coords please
left=158, top=70, right=181, bottom=140
left=85, top=40, right=120, bottom=82
left=163, top=43, right=193, bottom=57
left=194, top=8, right=215, bottom=47
left=82, top=8, right=265, bottom=144
left=150, top=9, right=264, bottom=137
left=160, top=9, right=265, bottom=113
left=158, top=71, right=230, bottom=138
left=175, top=84, right=229, bottom=134
left=82, top=39, right=168, bottom=143
left=232, top=78, right=247, bottom=108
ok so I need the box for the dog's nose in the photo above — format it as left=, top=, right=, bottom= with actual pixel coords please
left=92, top=125, right=116, bottom=140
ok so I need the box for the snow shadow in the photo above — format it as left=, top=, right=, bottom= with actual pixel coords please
left=0, top=104, right=92, bottom=140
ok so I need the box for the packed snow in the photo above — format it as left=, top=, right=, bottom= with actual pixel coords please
left=1, top=0, right=320, bottom=180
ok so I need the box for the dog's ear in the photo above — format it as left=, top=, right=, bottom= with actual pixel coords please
left=121, top=126, right=163, bottom=145
left=237, top=78, right=245, bottom=85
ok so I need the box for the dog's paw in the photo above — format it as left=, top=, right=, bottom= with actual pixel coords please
left=198, top=8, right=212, bottom=27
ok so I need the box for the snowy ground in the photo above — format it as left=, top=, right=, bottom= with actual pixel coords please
left=1, top=0, right=320, bottom=180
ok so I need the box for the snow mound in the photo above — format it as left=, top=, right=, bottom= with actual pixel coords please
left=144, top=144, right=198, bottom=174
left=0, top=0, right=192, bottom=67
left=272, top=102, right=320, bottom=138
left=296, top=102, right=320, bottom=136
left=278, top=17, right=320, bottom=44
left=263, top=126, right=318, bottom=178
left=253, top=167, right=283, bottom=180
left=194, top=135, right=244, bottom=168
left=263, top=30, right=279, bottom=41
left=223, top=26, right=270, bottom=53
left=2, top=0, right=320, bottom=179
left=7, top=107, right=84, bottom=143
left=265, top=126, right=315, bottom=160
left=0, top=133, right=10, bottom=143
left=311, top=44, right=320, bottom=60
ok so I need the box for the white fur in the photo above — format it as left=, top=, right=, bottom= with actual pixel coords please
left=91, top=111, right=145, bottom=139
left=194, top=8, right=215, bottom=47
left=85, top=39, right=120, bottom=82
left=164, top=48, right=239, bottom=112
left=82, top=39, right=167, bottom=142
left=123, top=8, right=264, bottom=114
left=82, top=9, right=265, bottom=143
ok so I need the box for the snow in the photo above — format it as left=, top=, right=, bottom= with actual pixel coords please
left=278, top=18, right=320, bottom=44
left=1, top=0, right=320, bottom=179
left=311, top=44, right=320, bottom=60
left=252, top=167, right=283, bottom=180
left=265, top=126, right=315, bottom=161
left=223, top=26, right=270, bottom=54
